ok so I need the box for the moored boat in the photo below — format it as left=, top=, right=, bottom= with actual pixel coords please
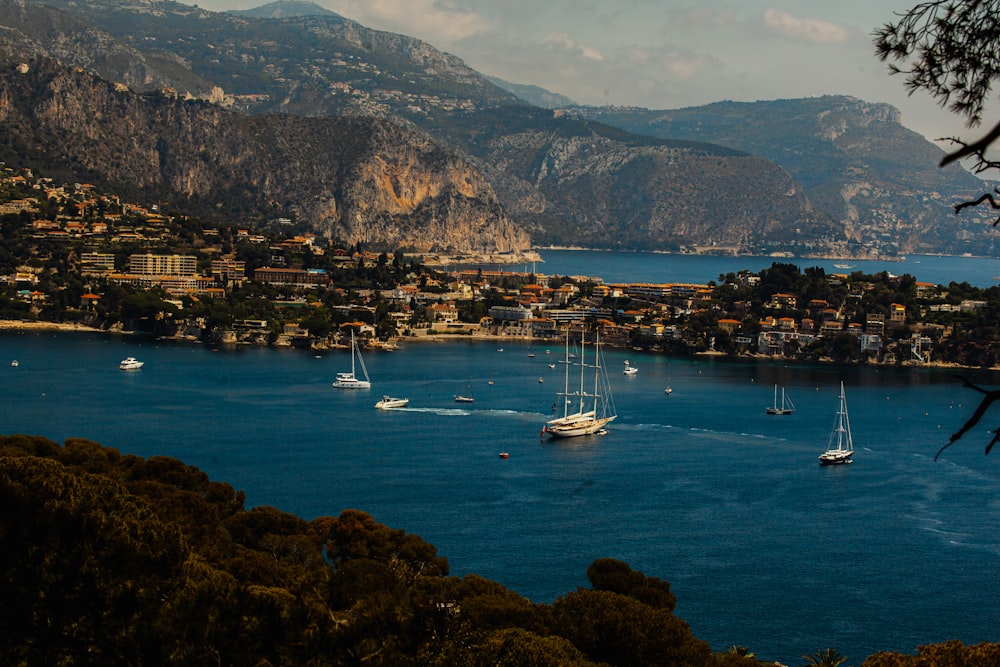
left=333, top=331, right=371, bottom=389
left=766, top=384, right=795, bottom=415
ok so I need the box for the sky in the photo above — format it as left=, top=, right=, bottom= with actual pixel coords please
left=186, top=0, right=986, bottom=149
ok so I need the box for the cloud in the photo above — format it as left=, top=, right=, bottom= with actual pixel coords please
left=543, top=32, right=605, bottom=62
left=331, top=0, right=491, bottom=43
left=762, top=8, right=848, bottom=43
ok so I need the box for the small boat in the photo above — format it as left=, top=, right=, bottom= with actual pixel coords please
left=664, top=386, right=672, bottom=395
left=375, top=396, right=409, bottom=409
left=498, top=452, right=509, bottom=459
left=119, top=356, right=144, bottom=370
left=10, top=360, right=18, bottom=367
left=537, top=377, right=544, bottom=383
left=623, top=360, right=638, bottom=375
left=819, top=382, right=855, bottom=465
left=528, top=353, right=535, bottom=358
left=832, top=263, right=855, bottom=269
left=766, top=384, right=795, bottom=415
left=455, top=379, right=475, bottom=403
left=332, top=331, right=371, bottom=389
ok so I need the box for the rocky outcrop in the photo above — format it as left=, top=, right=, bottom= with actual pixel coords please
left=0, top=59, right=528, bottom=253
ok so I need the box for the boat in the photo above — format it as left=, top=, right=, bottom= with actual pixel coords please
left=374, top=396, right=409, bottom=409
left=332, top=331, right=371, bottom=389
left=766, top=384, right=795, bottom=415
left=832, top=263, right=855, bottom=269
left=455, top=379, right=475, bottom=403
left=542, top=330, right=617, bottom=439
left=623, top=360, right=638, bottom=375
left=664, top=386, right=672, bottom=395
left=819, top=382, right=855, bottom=465
left=10, top=360, right=18, bottom=367
left=498, top=451, right=509, bottom=459
left=119, top=356, right=144, bottom=370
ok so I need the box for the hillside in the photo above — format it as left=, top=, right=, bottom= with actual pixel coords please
left=576, top=98, right=999, bottom=256
left=0, top=0, right=994, bottom=255
left=0, top=58, right=528, bottom=253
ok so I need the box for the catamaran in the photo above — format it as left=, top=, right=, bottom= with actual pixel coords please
left=332, top=331, right=371, bottom=389
left=542, top=330, right=617, bottom=439
left=766, top=384, right=795, bottom=415
left=819, top=381, right=854, bottom=465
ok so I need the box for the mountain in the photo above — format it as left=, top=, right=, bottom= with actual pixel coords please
left=484, top=75, right=577, bottom=109
left=0, top=0, right=994, bottom=256
left=574, top=97, right=998, bottom=256
left=0, top=57, right=528, bottom=253
left=227, top=0, right=341, bottom=20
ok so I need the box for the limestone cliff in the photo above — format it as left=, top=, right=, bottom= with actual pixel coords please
left=0, top=58, right=528, bottom=253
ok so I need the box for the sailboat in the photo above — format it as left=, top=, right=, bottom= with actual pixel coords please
left=766, top=384, right=795, bottom=415
left=819, top=382, right=854, bottom=465
left=332, top=331, right=371, bottom=389
left=542, top=330, right=617, bottom=439
left=623, top=360, right=638, bottom=375
left=454, top=378, right=475, bottom=403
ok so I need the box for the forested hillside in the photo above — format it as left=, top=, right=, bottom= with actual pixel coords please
left=1, top=434, right=998, bottom=665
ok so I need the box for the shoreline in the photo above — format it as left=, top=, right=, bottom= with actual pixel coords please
left=3, top=320, right=988, bottom=371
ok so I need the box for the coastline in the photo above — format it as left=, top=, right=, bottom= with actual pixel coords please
left=0, top=320, right=106, bottom=333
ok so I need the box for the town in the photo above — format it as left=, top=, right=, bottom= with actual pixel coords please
left=2, top=165, right=999, bottom=368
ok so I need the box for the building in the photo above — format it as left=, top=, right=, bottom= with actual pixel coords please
left=129, top=253, right=197, bottom=276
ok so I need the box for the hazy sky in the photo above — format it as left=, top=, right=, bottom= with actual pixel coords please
left=186, top=0, right=985, bottom=148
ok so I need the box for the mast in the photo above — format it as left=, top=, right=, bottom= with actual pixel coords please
left=562, top=328, right=570, bottom=418
left=591, top=332, right=602, bottom=415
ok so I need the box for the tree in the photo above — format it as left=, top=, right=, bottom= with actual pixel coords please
left=802, top=648, right=847, bottom=667
left=875, top=2, right=1000, bottom=206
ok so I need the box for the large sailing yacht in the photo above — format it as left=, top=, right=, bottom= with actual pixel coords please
left=542, top=330, right=617, bottom=438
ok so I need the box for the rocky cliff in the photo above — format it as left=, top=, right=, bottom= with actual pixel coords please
left=0, top=58, right=528, bottom=252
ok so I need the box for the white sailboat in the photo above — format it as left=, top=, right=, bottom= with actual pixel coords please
left=819, top=381, right=854, bottom=465
left=623, top=360, right=638, bottom=375
left=332, top=331, right=371, bottom=389
left=542, top=330, right=617, bottom=439
left=766, top=384, right=795, bottom=415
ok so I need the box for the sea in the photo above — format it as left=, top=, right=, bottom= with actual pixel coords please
left=2, top=250, right=1000, bottom=665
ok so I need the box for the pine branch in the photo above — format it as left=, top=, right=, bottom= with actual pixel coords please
left=935, top=375, right=1000, bottom=460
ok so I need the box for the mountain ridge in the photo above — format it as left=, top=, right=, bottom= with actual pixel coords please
left=0, top=0, right=994, bottom=256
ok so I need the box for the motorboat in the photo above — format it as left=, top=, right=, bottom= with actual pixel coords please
left=119, top=357, right=144, bottom=370
left=375, top=396, right=409, bottom=409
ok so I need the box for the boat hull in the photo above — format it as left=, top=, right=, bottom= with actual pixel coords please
left=375, top=396, right=408, bottom=409
left=766, top=408, right=792, bottom=415
left=819, top=450, right=854, bottom=465
left=545, top=416, right=615, bottom=438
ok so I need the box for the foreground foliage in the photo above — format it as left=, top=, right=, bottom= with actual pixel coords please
left=0, top=434, right=995, bottom=666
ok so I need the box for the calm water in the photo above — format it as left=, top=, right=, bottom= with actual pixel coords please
left=523, top=250, right=1000, bottom=288
left=2, top=331, right=999, bottom=665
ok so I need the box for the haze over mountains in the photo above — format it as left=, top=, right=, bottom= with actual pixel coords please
left=0, top=0, right=994, bottom=257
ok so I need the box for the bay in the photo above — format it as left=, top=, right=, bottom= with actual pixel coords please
left=522, top=249, right=1000, bottom=289
left=2, top=329, right=999, bottom=665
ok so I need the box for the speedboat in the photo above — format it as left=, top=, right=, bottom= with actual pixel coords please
left=119, top=356, right=144, bottom=370
left=623, top=360, right=638, bottom=375
left=375, top=396, right=409, bottom=409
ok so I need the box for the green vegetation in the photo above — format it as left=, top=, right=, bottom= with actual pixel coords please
left=1, top=434, right=997, bottom=665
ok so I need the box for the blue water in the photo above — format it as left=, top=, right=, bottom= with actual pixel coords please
left=523, top=250, right=1000, bottom=288
left=2, top=330, right=998, bottom=665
